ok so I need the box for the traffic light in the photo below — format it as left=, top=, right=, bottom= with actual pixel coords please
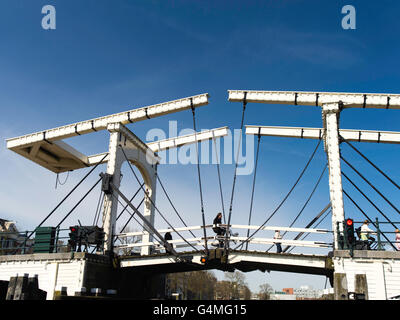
left=68, top=226, right=80, bottom=251
left=200, top=256, right=208, bottom=264
left=84, top=226, right=105, bottom=250
left=344, top=218, right=355, bottom=248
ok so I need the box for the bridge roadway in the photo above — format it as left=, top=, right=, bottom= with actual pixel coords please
left=119, top=249, right=334, bottom=280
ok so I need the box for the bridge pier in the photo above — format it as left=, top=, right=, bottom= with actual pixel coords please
left=355, top=273, right=368, bottom=300
left=0, top=252, right=168, bottom=300
left=333, top=250, right=400, bottom=300
left=333, top=271, right=369, bottom=300
left=333, top=273, right=348, bottom=300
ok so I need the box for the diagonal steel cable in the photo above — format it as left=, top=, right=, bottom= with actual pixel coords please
left=212, top=132, right=227, bottom=224
left=341, top=136, right=400, bottom=191
left=343, top=189, right=397, bottom=251
left=56, top=177, right=103, bottom=228
left=189, top=98, right=209, bottom=254
left=287, top=208, right=332, bottom=253
left=244, top=129, right=261, bottom=250
left=225, top=92, right=248, bottom=251
left=233, top=139, right=322, bottom=250
left=265, top=163, right=327, bottom=252
left=116, top=182, right=144, bottom=221
left=111, top=193, right=175, bottom=253
left=342, top=171, right=398, bottom=230
left=156, top=173, right=197, bottom=239
left=120, top=147, right=202, bottom=253
left=341, top=155, right=400, bottom=217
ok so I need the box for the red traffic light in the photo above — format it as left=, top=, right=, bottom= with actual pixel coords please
left=346, top=219, right=353, bottom=226
left=200, top=256, right=207, bottom=264
left=70, top=227, right=77, bottom=232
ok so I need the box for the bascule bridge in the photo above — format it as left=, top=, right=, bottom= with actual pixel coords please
left=1, top=90, right=400, bottom=300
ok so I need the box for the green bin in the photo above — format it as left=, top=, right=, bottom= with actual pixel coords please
left=33, top=227, right=56, bottom=253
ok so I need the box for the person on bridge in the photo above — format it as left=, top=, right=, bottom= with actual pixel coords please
left=360, top=220, right=376, bottom=249
left=212, top=213, right=226, bottom=248
left=212, top=213, right=226, bottom=236
left=395, top=229, right=400, bottom=251
left=274, top=230, right=282, bottom=253
left=164, top=232, right=173, bottom=254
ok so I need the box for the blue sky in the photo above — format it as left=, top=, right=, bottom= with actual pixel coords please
left=1, top=0, right=400, bottom=293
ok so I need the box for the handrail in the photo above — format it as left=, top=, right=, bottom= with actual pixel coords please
left=115, top=224, right=331, bottom=238
left=0, top=227, right=104, bottom=255
left=338, top=219, right=400, bottom=252
left=1, top=224, right=334, bottom=256
left=114, top=233, right=332, bottom=250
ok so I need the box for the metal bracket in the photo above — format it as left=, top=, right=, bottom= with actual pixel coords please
left=101, top=173, right=113, bottom=195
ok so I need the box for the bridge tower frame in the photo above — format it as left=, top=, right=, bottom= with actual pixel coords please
left=102, top=122, right=159, bottom=255
left=321, top=102, right=345, bottom=248
left=229, top=89, right=400, bottom=250
left=5, top=93, right=212, bottom=256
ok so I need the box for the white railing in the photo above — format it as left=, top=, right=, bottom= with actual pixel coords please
left=114, top=224, right=333, bottom=252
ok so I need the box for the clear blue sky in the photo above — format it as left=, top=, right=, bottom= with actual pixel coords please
left=1, top=0, right=400, bottom=293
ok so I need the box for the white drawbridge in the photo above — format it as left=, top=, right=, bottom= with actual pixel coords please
left=3, top=89, right=400, bottom=300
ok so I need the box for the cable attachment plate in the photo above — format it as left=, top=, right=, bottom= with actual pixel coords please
left=101, top=173, right=113, bottom=195
left=190, top=98, right=195, bottom=115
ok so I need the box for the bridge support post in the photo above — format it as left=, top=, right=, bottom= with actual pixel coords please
left=102, top=129, right=124, bottom=254
left=101, top=123, right=159, bottom=255
left=333, top=273, right=349, bottom=300
left=355, top=273, right=368, bottom=300
left=140, top=168, right=157, bottom=256
left=322, top=103, right=345, bottom=249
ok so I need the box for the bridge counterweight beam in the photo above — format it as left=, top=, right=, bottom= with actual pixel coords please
left=245, top=126, right=400, bottom=144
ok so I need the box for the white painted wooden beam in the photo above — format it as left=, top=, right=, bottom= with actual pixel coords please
left=246, top=125, right=400, bottom=144
left=6, top=93, right=209, bottom=149
left=147, top=126, right=229, bottom=152
left=228, top=90, right=400, bottom=109
left=115, top=236, right=332, bottom=249
left=84, top=126, right=228, bottom=168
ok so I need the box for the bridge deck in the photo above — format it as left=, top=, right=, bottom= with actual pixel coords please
left=119, top=249, right=334, bottom=277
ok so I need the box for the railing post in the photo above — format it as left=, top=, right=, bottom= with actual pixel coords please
left=375, top=218, right=382, bottom=250
left=55, top=227, right=60, bottom=253
left=23, top=231, right=28, bottom=254
left=337, top=221, right=345, bottom=250
left=336, top=222, right=338, bottom=249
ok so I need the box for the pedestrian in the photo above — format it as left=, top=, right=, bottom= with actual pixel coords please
left=274, top=230, right=282, bottom=253
left=212, top=213, right=226, bottom=236
left=360, top=220, right=376, bottom=249
left=212, top=212, right=226, bottom=248
left=164, top=232, right=173, bottom=254
left=395, top=229, right=400, bottom=251
left=164, top=232, right=172, bottom=242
